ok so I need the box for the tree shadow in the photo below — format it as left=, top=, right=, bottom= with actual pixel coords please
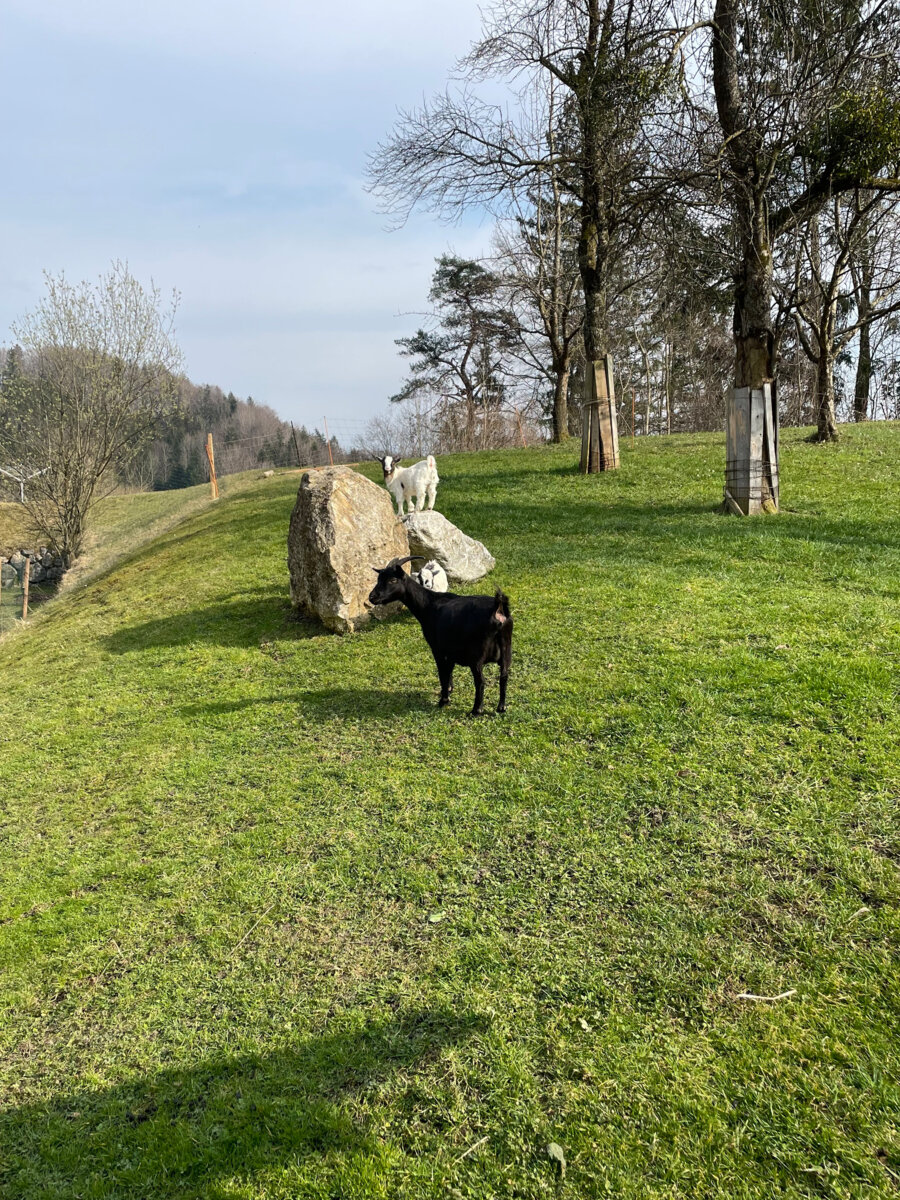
left=178, top=687, right=437, bottom=720
left=453, top=495, right=900, bottom=572
left=0, top=1007, right=486, bottom=1199
left=102, top=591, right=409, bottom=655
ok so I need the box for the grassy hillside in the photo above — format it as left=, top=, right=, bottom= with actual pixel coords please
left=1, top=427, right=898, bottom=1199
left=0, top=473, right=290, bottom=631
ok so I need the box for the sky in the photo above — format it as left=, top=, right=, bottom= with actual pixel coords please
left=0, top=0, right=495, bottom=438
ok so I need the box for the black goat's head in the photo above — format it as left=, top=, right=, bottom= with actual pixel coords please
left=368, top=556, right=423, bottom=606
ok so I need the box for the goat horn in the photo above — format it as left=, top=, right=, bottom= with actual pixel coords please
left=390, top=556, right=425, bottom=568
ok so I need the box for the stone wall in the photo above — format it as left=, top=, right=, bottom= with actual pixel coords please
left=0, top=548, right=67, bottom=589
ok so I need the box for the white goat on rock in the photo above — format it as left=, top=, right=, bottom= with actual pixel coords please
left=378, top=454, right=439, bottom=515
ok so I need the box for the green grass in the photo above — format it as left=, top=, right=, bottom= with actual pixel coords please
left=0, top=471, right=295, bottom=631
left=1, top=427, right=898, bottom=1199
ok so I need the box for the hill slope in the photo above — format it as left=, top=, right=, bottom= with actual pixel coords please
left=1, top=428, right=899, bottom=1199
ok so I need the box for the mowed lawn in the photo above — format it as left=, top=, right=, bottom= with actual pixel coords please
left=1, top=427, right=898, bottom=1199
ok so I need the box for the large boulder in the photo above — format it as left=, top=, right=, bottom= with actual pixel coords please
left=402, top=510, right=495, bottom=584
left=288, top=466, right=409, bottom=633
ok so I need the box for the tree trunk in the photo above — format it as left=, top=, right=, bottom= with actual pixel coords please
left=854, top=316, right=871, bottom=422
left=551, top=365, right=570, bottom=443
left=810, top=292, right=840, bottom=443
left=724, top=208, right=780, bottom=511
left=814, top=351, right=839, bottom=442
left=464, top=390, right=477, bottom=451
left=733, top=211, right=775, bottom=389
left=577, top=130, right=619, bottom=468
left=644, top=352, right=651, bottom=435
left=713, top=0, right=779, bottom=512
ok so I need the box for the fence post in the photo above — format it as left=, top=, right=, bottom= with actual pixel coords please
left=515, top=407, right=527, bottom=449
left=22, top=556, right=30, bottom=621
left=290, top=422, right=303, bottom=466
left=323, top=418, right=334, bottom=466
left=205, top=433, right=220, bottom=499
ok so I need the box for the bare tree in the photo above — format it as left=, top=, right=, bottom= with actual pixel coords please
left=792, top=194, right=900, bottom=440
left=0, top=262, right=183, bottom=559
left=492, top=84, right=584, bottom=442
left=369, top=0, right=705, bottom=467
left=848, top=196, right=900, bottom=421
left=708, top=0, right=900, bottom=501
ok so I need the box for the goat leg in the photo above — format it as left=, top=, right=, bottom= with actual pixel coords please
left=437, top=658, right=454, bottom=707
left=497, top=630, right=511, bottom=713
left=497, top=671, right=509, bottom=713
left=470, top=663, right=485, bottom=716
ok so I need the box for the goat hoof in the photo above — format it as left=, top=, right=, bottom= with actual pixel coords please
left=497, top=703, right=506, bottom=714
left=438, top=696, right=451, bottom=707
left=470, top=707, right=485, bottom=717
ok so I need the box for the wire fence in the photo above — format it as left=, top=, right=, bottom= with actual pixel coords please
left=0, top=555, right=60, bottom=633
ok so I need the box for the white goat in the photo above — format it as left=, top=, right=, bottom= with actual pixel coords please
left=414, top=560, right=449, bottom=592
left=378, top=454, right=439, bottom=515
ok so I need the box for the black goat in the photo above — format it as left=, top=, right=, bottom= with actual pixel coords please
left=368, top=556, right=512, bottom=715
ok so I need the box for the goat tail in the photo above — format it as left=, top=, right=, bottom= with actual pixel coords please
left=426, top=454, right=437, bottom=470
left=493, top=589, right=511, bottom=619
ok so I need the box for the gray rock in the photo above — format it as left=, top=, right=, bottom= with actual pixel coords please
left=0, top=563, right=16, bottom=588
left=287, top=466, right=410, bottom=633
left=402, top=510, right=495, bottom=583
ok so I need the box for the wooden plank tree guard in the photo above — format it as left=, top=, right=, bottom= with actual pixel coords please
left=724, top=384, right=779, bottom=515
left=580, top=356, right=620, bottom=473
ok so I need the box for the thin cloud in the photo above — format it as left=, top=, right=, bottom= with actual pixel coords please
left=0, top=0, right=491, bottom=430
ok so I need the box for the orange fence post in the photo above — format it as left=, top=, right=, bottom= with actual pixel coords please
left=515, top=407, right=527, bottom=449
left=323, top=418, right=334, bottom=466
left=22, top=556, right=30, bottom=620
left=205, top=433, right=219, bottom=499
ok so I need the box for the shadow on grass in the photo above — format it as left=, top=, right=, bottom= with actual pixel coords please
left=451, top=496, right=900, bottom=565
left=0, top=1007, right=485, bottom=1200
left=101, top=481, right=900, bottom=658
left=179, top=687, right=437, bottom=719
left=101, top=589, right=412, bottom=655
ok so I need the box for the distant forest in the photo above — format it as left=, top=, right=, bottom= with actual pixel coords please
left=0, top=344, right=364, bottom=497
left=129, top=378, right=365, bottom=492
